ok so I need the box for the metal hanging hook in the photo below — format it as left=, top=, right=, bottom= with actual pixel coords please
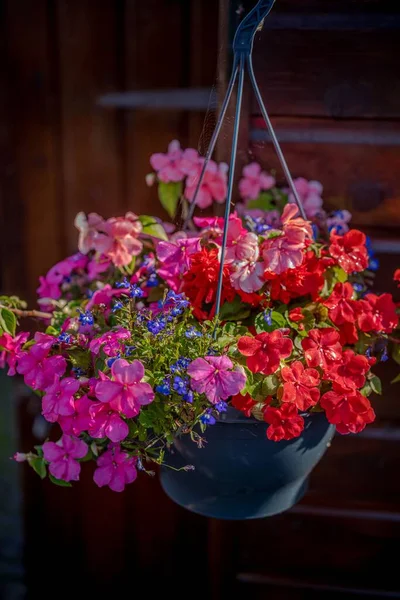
left=183, top=0, right=307, bottom=327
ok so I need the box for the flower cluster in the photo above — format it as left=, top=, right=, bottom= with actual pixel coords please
left=0, top=142, right=399, bottom=492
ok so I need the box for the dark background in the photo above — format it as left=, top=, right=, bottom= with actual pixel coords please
left=1, top=1, right=400, bottom=599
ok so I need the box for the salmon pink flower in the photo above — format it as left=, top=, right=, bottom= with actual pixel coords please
left=357, top=293, right=398, bottom=334
left=0, top=332, right=29, bottom=376
left=89, top=328, right=131, bottom=357
left=93, top=445, right=137, bottom=492
left=187, top=356, right=246, bottom=404
left=95, top=359, right=154, bottom=418
left=329, top=229, right=368, bottom=274
left=88, top=402, right=129, bottom=442
left=42, top=377, right=80, bottom=423
left=185, top=160, right=228, bottom=209
left=75, top=212, right=107, bottom=254
left=264, top=403, right=304, bottom=441
left=43, top=435, right=88, bottom=482
left=323, top=282, right=357, bottom=325
left=321, top=384, right=375, bottom=434
left=325, top=349, right=370, bottom=390
left=279, top=361, right=320, bottom=411
left=150, top=140, right=185, bottom=182
left=102, top=213, right=143, bottom=267
left=239, top=162, right=275, bottom=201
left=238, top=331, right=293, bottom=375
left=228, top=232, right=264, bottom=293
left=302, top=328, right=342, bottom=369
left=288, top=178, right=323, bottom=218
left=17, top=346, right=66, bottom=391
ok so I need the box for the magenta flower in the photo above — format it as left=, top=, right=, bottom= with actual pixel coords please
left=89, top=328, right=131, bottom=357
left=88, top=402, right=129, bottom=443
left=42, top=377, right=80, bottom=423
left=17, top=346, right=66, bottom=391
left=239, top=162, right=275, bottom=201
left=95, top=359, right=154, bottom=418
left=87, top=284, right=124, bottom=311
left=0, top=331, right=29, bottom=376
left=93, top=445, right=137, bottom=492
left=150, top=140, right=185, bottom=183
left=59, top=394, right=93, bottom=436
left=157, top=237, right=200, bottom=290
left=43, top=435, right=88, bottom=482
left=288, top=178, right=323, bottom=218
left=187, top=356, right=246, bottom=404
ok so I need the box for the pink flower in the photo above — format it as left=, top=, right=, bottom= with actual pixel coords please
left=42, top=377, right=80, bottom=423
left=103, top=213, right=143, bottom=267
left=59, top=394, right=93, bottom=435
left=75, top=212, right=107, bottom=254
left=89, top=328, right=131, bottom=357
left=95, top=359, right=154, bottom=418
left=87, top=285, right=124, bottom=310
left=279, top=361, right=320, bottom=411
left=37, top=254, right=89, bottom=299
left=157, top=237, right=201, bottom=291
left=239, top=162, right=275, bottom=201
left=185, top=160, right=228, bottom=209
left=228, top=233, right=264, bottom=293
left=289, top=178, right=323, bottom=218
left=87, top=256, right=112, bottom=281
left=93, top=445, right=137, bottom=492
left=88, top=402, right=129, bottom=443
left=17, top=346, right=66, bottom=391
left=43, top=435, right=88, bottom=482
left=187, top=355, right=246, bottom=404
left=150, top=140, right=185, bottom=183
left=0, top=332, right=29, bottom=375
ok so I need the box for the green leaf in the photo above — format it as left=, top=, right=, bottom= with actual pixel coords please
left=28, top=456, right=46, bottom=479
left=392, top=344, right=400, bottom=366
left=247, top=191, right=276, bottom=211
left=219, top=296, right=251, bottom=321
left=49, top=474, right=72, bottom=487
left=45, top=326, right=59, bottom=336
left=0, top=308, right=16, bottom=336
left=360, top=384, right=372, bottom=397
left=158, top=181, right=182, bottom=218
left=255, top=310, right=286, bottom=333
left=261, top=374, right=279, bottom=396
left=332, top=266, right=348, bottom=284
left=391, top=373, right=400, bottom=384
left=370, top=375, right=382, bottom=395
left=139, top=215, right=168, bottom=241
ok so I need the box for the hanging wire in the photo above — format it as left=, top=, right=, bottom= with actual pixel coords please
left=185, top=0, right=307, bottom=325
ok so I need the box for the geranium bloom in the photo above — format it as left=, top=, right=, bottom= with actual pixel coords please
left=325, top=349, right=370, bottom=390
left=357, top=293, right=398, bottom=334
left=89, top=328, right=131, bottom=357
left=17, top=346, right=66, bottom=391
left=150, top=139, right=185, bottom=183
left=302, top=328, right=342, bottom=369
left=329, top=229, right=368, bottom=274
left=238, top=331, right=293, bottom=375
left=321, top=384, right=375, bottom=434
left=185, top=160, right=228, bottom=209
left=59, top=394, right=92, bottom=435
left=0, top=331, right=29, bottom=375
left=187, top=355, right=246, bottom=404
left=239, top=162, right=275, bottom=201
left=279, top=361, right=320, bottom=411
left=88, top=401, right=129, bottom=443
left=264, top=403, right=304, bottom=441
left=289, top=178, right=323, bottom=218
left=323, top=282, right=357, bottom=325
left=93, top=445, right=137, bottom=492
left=394, top=269, right=400, bottom=287
left=231, top=393, right=257, bottom=417
left=95, top=359, right=154, bottom=418
left=288, top=308, right=304, bottom=322
left=157, top=237, right=201, bottom=291
left=43, top=435, right=88, bottom=482
left=182, top=247, right=236, bottom=320
left=265, top=251, right=325, bottom=303
left=42, top=377, right=80, bottom=423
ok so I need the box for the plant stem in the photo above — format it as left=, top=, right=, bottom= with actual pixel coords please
left=0, top=304, right=52, bottom=320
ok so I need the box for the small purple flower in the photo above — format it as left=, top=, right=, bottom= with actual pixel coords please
left=183, top=390, right=194, bottom=403
left=115, top=278, right=130, bottom=289
left=215, top=401, right=228, bottom=413
left=185, top=327, right=202, bottom=339
left=156, top=380, right=171, bottom=396
left=146, top=273, right=159, bottom=288
left=125, top=345, right=136, bottom=356
left=263, top=309, right=273, bottom=326
left=130, top=284, right=144, bottom=299
left=78, top=310, right=94, bottom=326
left=58, top=332, right=72, bottom=344
left=72, top=367, right=86, bottom=378
left=200, top=410, right=216, bottom=426
left=147, top=319, right=166, bottom=335
left=173, top=375, right=189, bottom=396
left=107, top=353, right=121, bottom=368
left=381, top=347, right=389, bottom=362
left=112, top=301, right=124, bottom=312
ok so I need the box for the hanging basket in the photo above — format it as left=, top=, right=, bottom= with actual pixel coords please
left=160, top=409, right=335, bottom=520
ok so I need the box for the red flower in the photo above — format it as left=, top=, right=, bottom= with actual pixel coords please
left=238, top=331, right=293, bottom=375
left=288, top=307, right=304, bottom=322
left=301, top=328, right=342, bottom=369
left=279, top=361, right=320, bottom=411
left=264, top=251, right=324, bottom=304
left=263, top=403, right=304, bottom=441
left=320, top=384, right=375, bottom=434
left=329, top=229, right=368, bottom=274
left=182, top=247, right=235, bottom=320
left=357, top=293, right=398, bottom=334
left=325, top=349, right=370, bottom=390
left=231, top=393, right=257, bottom=417
left=323, top=282, right=356, bottom=325
left=394, top=269, right=400, bottom=287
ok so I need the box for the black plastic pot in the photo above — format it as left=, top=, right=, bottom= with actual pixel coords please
left=160, top=409, right=335, bottom=520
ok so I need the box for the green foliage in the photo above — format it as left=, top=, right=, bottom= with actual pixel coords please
left=254, top=310, right=286, bottom=333
left=139, top=215, right=168, bottom=241
left=369, top=375, right=382, bottom=395
left=28, top=456, right=46, bottom=479
left=219, top=296, right=251, bottom=321
left=49, top=474, right=72, bottom=487
left=158, top=181, right=182, bottom=218
left=0, top=308, right=16, bottom=337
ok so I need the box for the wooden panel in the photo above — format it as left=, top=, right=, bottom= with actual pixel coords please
left=57, top=0, right=124, bottom=251
left=251, top=27, right=400, bottom=118
left=250, top=118, right=400, bottom=229
left=274, top=1, right=400, bottom=13
left=4, top=0, right=64, bottom=300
